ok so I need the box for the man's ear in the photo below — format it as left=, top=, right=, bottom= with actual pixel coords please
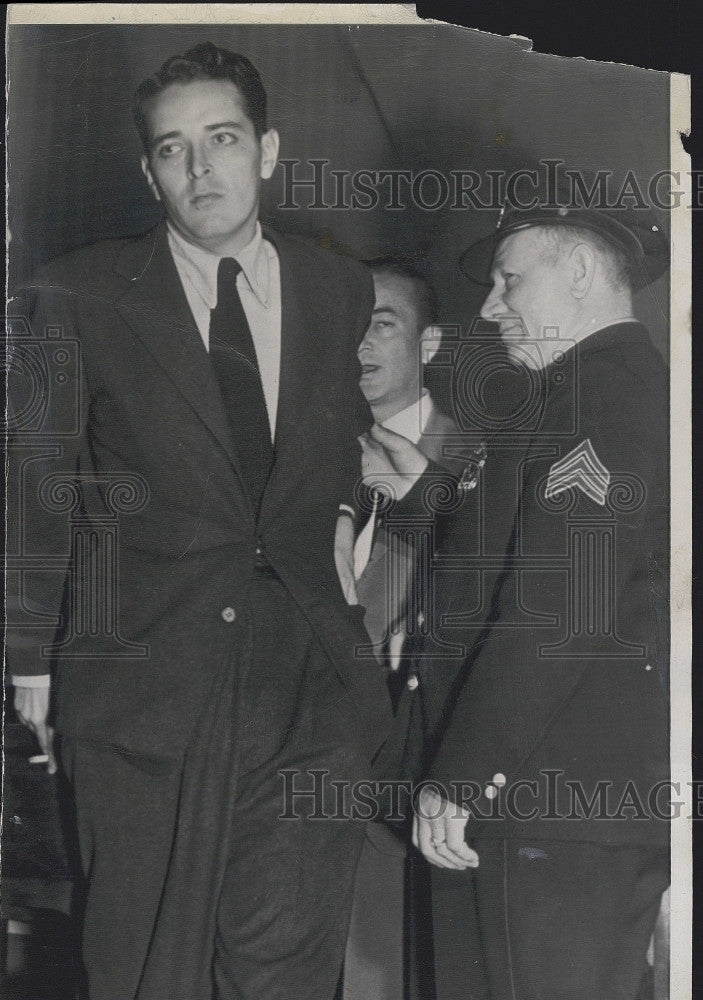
left=141, top=156, right=161, bottom=202
left=420, top=326, right=442, bottom=364
left=569, top=243, right=597, bottom=299
left=260, top=128, right=280, bottom=180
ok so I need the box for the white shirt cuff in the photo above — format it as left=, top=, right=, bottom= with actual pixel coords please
left=11, top=674, right=51, bottom=687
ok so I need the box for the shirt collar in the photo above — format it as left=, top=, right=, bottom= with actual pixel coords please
left=167, top=221, right=272, bottom=310
left=382, top=390, right=433, bottom=444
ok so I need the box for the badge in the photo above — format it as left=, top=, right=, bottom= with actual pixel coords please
left=457, top=442, right=488, bottom=492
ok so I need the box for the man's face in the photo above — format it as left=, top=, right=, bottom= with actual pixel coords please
left=358, top=273, right=427, bottom=419
left=480, top=228, right=575, bottom=370
left=141, top=78, right=279, bottom=254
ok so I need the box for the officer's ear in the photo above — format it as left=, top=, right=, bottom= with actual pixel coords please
left=569, top=243, right=597, bottom=299
left=420, top=326, right=442, bottom=365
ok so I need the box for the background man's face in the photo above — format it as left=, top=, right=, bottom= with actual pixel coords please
left=358, top=273, right=426, bottom=418
left=481, top=228, right=575, bottom=370
left=141, top=78, right=278, bottom=254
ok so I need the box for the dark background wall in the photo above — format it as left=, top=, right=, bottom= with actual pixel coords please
left=7, top=23, right=671, bottom=358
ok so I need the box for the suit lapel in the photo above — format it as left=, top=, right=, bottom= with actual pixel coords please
left=113, top=222, right=242, bottom=474
left=261, top=231, right=330, bottom=497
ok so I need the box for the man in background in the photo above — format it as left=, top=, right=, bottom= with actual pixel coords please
left=344, top=260, right=460, bottom=1000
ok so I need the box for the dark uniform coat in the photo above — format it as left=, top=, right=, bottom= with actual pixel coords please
left=399, top=322, right=670, bottom=999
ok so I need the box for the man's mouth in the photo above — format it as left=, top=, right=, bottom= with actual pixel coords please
left=190, top=193, right=223, bottom=207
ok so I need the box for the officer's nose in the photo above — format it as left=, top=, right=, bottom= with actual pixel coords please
left=480, top=281, right=505, bottom=321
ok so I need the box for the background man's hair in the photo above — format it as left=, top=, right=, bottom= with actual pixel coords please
left=366, top=257, right=439, bottom=330
left=539, top=224, right=633, bottom=292
left=134, top=41, right=268, bottom=150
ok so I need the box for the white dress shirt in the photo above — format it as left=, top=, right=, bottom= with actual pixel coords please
left=167, top=221, right=282, bottom=439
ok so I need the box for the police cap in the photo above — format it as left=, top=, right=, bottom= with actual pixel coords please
left=459, top=168, right=669, bottom=290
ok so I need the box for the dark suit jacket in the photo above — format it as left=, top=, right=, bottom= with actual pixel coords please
left=408, top=322, right=669, bottom=847
left=356, top=404, right=460, bottom=657
left=7, top=221, right=392, bottom=763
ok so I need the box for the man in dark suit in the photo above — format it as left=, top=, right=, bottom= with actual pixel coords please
left=343, top=260, right=459, bottom=1000
left=7, top=42, right=390, bottom=1000
left=362, top=182, right=670, bottom=999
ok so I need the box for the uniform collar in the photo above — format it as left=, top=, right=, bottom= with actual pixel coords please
left=166, top=221, right=272, bottom=310
left=575, top=320, right=651, bottom=359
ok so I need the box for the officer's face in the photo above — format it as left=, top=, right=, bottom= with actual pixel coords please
left=141, top=79, right=279, bottom=255
left=358, top=273, right=427, bottom=420
left=481, top=228, right=576, bottom=371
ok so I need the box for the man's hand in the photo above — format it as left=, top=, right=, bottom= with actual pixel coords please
left=412, top=784, right=478, bottom=870
left=334, top=512, right=358, bottom=605
left=359, top=423, right=429, bottom=502
left=14, top=684, right=57, bottom=774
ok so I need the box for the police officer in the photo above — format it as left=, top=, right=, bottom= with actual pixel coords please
left=363, top=170, right=670, bottom=1000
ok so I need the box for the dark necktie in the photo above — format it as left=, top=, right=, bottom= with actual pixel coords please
left=209, top=257, right=274, bottom=515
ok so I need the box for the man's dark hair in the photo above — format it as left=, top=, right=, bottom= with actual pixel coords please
left=134, top=42, right=268, bottom=150
left=366, top=257, right=439, bottom=331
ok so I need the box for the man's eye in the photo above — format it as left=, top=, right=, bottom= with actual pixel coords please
left=212, top=132, right=237, bottom=146
left=156, top=143, right=183, bottom=158
left=504, top=273, right=518, bottom=287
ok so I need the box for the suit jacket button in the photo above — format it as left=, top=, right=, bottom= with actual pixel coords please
left=484, top=783, right=498, bottom=800
left=406, top=674, right=419, bottom=691
left=221, top=607, right=237, bottom=623
left=492, top=773, right=507, bottom=787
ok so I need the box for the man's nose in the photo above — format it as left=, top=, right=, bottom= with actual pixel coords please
left=480, top=283, right=504, bottom=321
left=357, top=330, right=373, bottom=356
left=187, top=146, right=212, bottom=180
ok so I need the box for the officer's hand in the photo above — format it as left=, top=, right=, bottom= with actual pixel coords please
left=359, top=423, right=429, bottom=501
left=14, top=684, right=57, bottom=775
left=412, top=784, right=478, bottom=870
left=334, top=512, right=358, bottom=605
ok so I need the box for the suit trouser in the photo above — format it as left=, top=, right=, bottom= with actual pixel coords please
left=430, top=837, right=669, bottom=1000
left=61, top=573, right=368, bottom=1000
left=343, top=827, right=437, bottom=1000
